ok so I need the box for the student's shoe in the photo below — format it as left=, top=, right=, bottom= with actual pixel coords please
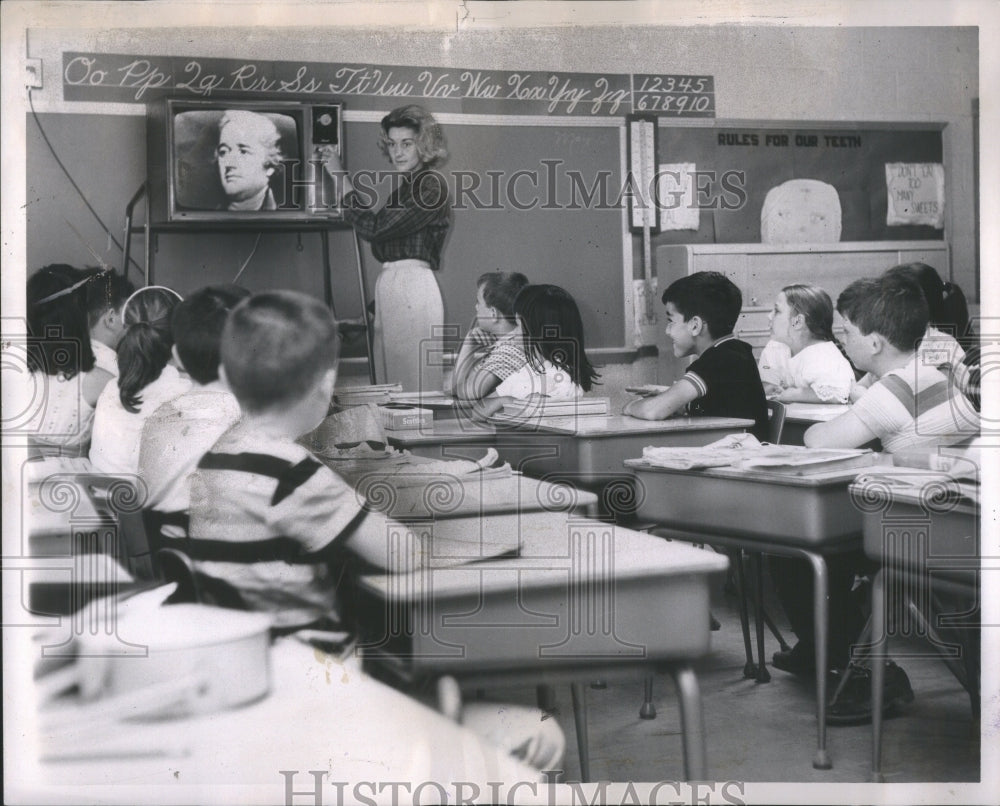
left=772, top=642, right=815, bottom=676
left=827, top=661, right=915, bottom=725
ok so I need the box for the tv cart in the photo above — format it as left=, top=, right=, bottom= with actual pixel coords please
left=122, top=182, right=377, bottom=383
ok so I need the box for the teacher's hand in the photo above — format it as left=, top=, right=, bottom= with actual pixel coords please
left=316, top=146, right=353, bottom=198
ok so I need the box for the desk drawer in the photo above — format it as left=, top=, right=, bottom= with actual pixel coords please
left=631, top=466, right=861, bottom=545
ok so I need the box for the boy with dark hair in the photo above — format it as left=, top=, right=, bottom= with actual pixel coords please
left=805, top=274, right=979, bottom=452
left=139, top=285, right=250, bottom=535
left=81, top=267, right=136, bottom=376
left=624, top=271, right=769, bottom=439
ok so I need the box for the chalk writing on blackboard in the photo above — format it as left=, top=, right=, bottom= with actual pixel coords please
left=63, top=52, right=716, bottom=118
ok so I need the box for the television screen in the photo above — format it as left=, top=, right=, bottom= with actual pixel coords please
left=148, top=98, right=343, bottom=223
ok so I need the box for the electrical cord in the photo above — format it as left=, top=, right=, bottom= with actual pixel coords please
left=232, top=233, right=263, bottom=284
left=28, top=89, right=143, bottom=275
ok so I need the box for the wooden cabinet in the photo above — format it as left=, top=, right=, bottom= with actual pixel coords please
left=654, top=241, right=950, bottom=383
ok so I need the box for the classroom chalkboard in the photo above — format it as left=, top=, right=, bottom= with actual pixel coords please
left=651, top=124, right=944, bottom=247
left=344, top=119, right=626, bottom=351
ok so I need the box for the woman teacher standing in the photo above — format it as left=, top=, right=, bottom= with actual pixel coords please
left=320, top=105, right=450, bottom=391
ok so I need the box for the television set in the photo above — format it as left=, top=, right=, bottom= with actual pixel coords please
left=146, top=97, right=344, bottom=224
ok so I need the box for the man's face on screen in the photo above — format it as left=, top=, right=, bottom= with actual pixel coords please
left=217, top=118, right=276, bottom=204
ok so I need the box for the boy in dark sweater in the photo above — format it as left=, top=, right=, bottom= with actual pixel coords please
left=624, top=271, right=769, bottom=440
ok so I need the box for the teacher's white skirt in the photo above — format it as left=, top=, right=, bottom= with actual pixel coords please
left=373, top=259, right=444, bottom=392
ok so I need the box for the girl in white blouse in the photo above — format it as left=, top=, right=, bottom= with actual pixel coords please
left=482, top=284, right=600, bottom=418
left=761, top=283, right=855, bottom=404
left=90, top=286, right=190, bottom=474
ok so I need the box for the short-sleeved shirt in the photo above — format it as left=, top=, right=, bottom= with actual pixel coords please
left=682, top=335, right=769, bottom=440
left=479, top=324, right=528, bottom=382
left=494, top=358, right=584, bottom=401
left=187, top=422, right=365, bottom=628
left=91, top=341, right=119, bottom=377
left=90, top=364, right=191, bottom=474
left=849, top=355, right=980, bottom=454
left=757, top=340, right=790, bottom=387
left=784, top=341, right=855, bottom=403
left=139, top=385, right=242, bottom=516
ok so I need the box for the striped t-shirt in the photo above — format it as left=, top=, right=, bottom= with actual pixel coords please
left=850, top=355, right=980, bottom=454
left=187, top=422, right=365, bottom=628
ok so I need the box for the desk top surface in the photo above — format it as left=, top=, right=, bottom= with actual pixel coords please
left=358, top=470, right=598, bottom=520
left=29, top=639, right=540, bottom=802
left=360, top=521, right=728, bottom=597
left=491, top=414, right=753, bottom=437
left=784, top=403, right=850, bottom=424
left=385, top=419, right=497, bottom=445
left=625, top=457, right=878, bottom=488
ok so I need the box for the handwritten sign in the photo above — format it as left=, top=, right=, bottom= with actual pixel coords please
left=657, top=163, right=700, bottom=230
left=885, top=162, right=944, bottom=228
left=62, top=53, right=714, bottom=118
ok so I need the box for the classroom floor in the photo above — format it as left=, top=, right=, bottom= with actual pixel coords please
left=479, top=571, right=980, bottom=784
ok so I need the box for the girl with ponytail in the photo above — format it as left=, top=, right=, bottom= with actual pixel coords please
left=90, top=286, right=190, bottom=473
left=761, top=283, right=855, bottom=403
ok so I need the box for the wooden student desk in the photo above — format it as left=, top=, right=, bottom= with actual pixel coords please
left=29, top=639, right=543, bottom=804
left=848, top=470, right=980, bottom=781
left=488, top=415, right=753, bottom=519
left=624, top=457, right=880, bottom=771
left=385, top=419, right=498, bottom=461
left=781, top=403, right=850, bottom=446
left=355, top=519, right=728, bottom=782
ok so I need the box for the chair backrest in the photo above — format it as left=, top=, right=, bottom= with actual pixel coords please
left=81, top=473, right=156, bottom=580
left=766, top=399, right=787, bottom=444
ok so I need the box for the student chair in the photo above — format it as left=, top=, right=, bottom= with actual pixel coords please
left=735, top=399, right=792, bottom=683
left=640, top=401, right=791, bottom=718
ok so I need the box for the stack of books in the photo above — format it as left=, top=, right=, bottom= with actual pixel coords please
left=334, top=383, right=402, bottom=407
left=498, top=396, right=610, bottom=419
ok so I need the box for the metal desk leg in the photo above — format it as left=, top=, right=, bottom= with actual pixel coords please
left=806, top=551, right=832, bottom=770
left=750, top=552, right=770, bottom=683
left=639, top=675, right=657, bottom=719
left=732, top=550, right=757, bottom=679
left=669, top=664, right=708, bottom=780
left=871, top=567, right=886, bottom=782
left=570, top=683, right=590, bottom=782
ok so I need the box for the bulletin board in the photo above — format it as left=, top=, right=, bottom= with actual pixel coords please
left=651, top=123, right=945, bottom=247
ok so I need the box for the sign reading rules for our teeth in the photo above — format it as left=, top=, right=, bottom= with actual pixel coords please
left=885, top=162, right=945, bottom=228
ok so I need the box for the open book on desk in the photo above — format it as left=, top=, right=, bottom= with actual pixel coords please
left=423, top=534, right=522, bottom=569
left=638, top=442, right=878, bottom=475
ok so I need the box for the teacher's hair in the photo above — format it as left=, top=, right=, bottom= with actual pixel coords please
left=378, top=105, right=449, bottom=167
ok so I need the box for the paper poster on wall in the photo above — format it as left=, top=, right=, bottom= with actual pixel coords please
left=885, top=162, right=945, bottom=228
left=657, top=163, right=700, bottom=230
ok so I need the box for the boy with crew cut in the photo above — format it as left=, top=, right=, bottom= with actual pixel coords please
left=773, top=274, right=979, bottom=721
left=186, top=290, right=415, bottom=629
left=805, top=274, right=980, bottom=452
left=186, top=289, right=565, bottom=769
left=624, top=271, right=769, bottom=440
left=139, top=285, right=250, bottom=539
